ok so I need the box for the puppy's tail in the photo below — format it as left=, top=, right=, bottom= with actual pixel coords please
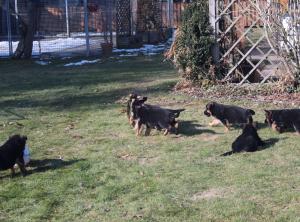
left=221, top=151, right=234, bottom=156
left=249, top=109, right=255, bottom=115
left=169, top=109, right=185, bottom=118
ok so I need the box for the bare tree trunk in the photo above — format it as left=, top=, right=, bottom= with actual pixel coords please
left=13, top=0, right=38, bottom=59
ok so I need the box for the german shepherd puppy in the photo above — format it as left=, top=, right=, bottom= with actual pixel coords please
left=126, top=93, right=146, bottom=127
left=264, top=109, right=300, bottom=134
left=130, top=95, right=185, bottom=136
left=204, top=102, right=255, bottom=131
left=221, top=119, right=264, bottom=156
left=0, top=135, right=28, bottom=176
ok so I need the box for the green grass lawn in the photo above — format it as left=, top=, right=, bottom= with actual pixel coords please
left=0, top=56, right=299, bottom=222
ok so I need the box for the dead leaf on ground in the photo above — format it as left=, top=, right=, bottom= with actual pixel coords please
left=65, top=123, right=75, bottom=131
left=117, top=153, right=136, bottom=161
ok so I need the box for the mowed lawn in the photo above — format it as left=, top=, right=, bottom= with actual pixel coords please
left=0, top=56, right=299, bottom=222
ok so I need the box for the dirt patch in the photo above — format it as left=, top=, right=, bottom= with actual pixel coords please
left=191, top=187, right=229, bottom=201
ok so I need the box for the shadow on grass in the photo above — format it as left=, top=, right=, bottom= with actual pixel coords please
left=28, top=158, right=85, bottom=173
left=0, top=158, right=84, bottom=179
left=0, top=56, right=173, bottom=97
left=255, top=122, right=269, bottom=130
left=179, top=121, right=217, bottom=136
left=259, top=137, right=283, bottom=151
left=0, top=81, right=175, bottom=111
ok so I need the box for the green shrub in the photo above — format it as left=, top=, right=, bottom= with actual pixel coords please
left=168, top=0, right=214, bottom=82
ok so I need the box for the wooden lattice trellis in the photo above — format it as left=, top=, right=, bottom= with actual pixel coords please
left=210, top=0, right=286, bottom=84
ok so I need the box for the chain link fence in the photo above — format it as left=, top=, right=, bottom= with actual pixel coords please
left=0, top=0, right=187, bottom=58
left=0, top=0, right=116, bottom=58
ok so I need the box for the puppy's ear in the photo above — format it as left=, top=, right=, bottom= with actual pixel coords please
left=22, top=136, right=27, bottom=141
left=206, top=102, right=213, bottom=109
left=129, top=93, right=137, bottom=99
left=264, top=110, right=271, bottom=115
left=142, top=97, right=147, bottom=102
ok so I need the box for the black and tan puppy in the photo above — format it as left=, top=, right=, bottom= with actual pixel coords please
left=126, top=93, right=147, bottom=127
left=204, top=102, right=255, bottom=131
left=265, top=109, right=300, bottom=134
left=130, top=96, right=185, bottom=136
left=0, top=135, right=28, bottom=176
left=221, top=119, right=264, bottom=156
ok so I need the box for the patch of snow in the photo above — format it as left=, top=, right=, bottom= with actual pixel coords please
left=119, top=53, right=139, bottom=57
left=56, top=32, right=117, bottom=37
left=0, top=38, right=99, bottom=57
left=113, top=39, right=172, bottom=57
left=35, top=60, right=51, bottom=65
left=64, top=59, right=100, bottom=67
left=144, top=52, right=159, bottom=56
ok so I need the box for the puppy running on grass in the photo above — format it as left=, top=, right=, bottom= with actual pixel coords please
left=128, top=94, right=185, bottom=136
left=204, top=102, right=255, bottom=132
left=0, top=135, right=28, bottom=177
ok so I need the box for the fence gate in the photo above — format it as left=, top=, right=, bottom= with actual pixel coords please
left=210, top=0, right=285, bottom=84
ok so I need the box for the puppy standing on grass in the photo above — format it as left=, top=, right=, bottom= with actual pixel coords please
left=126, top=93, right=143, bottom=127
left=221, top=118, right=264, bottom=156
left=204, top=102, right=255, bottom=131
left=264, top=109, right=300, bottom=134
left=0, top=135, right=28, bottom=177
left=129, top=95, right=185, bottom=136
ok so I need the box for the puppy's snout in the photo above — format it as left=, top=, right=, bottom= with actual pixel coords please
left=204, top=110, right=211, bottom=117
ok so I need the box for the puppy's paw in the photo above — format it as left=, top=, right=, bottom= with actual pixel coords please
left=208, top=119, right=222, bottom=127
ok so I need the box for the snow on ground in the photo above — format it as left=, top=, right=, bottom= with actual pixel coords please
left=56, top=32, right=117, bottom=37
left=119, top=53, right=139, bottom=57
left=0, top=38, right=99, bottom=57
left=113, top=38, right=172, bottom=57
left=113, top=43, right=167, bottom=56
left=0, top=36, right=172, bottom=57
left=35, top=60, right=51, bottom=65
left=64, top=59, right=100, bottom=67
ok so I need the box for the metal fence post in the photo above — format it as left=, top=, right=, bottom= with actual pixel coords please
left=168, top=0, right=173, bottom=28
left=65, top=0, right=70, bottom=37
left=6, top=0, right=13, bottom=57
left=14, top=0, right=18, bottom=20
left=84, top=0, right=90, bottom=56
left=209, top=0, right=220, bottom=65
left=108, top=1, right=113, bottom=44
left=14, top=0, right=19, bottom=35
